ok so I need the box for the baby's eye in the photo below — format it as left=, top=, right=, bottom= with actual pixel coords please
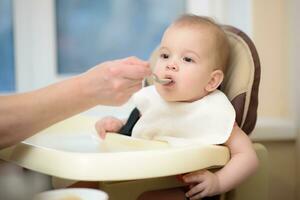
left=160, top=53, right=169, bottom=59
left=183, top=57, right=194, bottom=63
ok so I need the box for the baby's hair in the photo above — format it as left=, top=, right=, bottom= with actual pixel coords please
left=172, top=14, right=230, bottom=72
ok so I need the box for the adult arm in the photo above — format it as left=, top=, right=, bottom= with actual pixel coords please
left=0, top=57, right=150, bottom=149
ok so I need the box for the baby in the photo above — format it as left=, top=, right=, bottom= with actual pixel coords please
left=93, top=15, right=258, bottom=199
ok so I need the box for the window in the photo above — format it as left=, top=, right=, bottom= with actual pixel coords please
left=14, top=0, right=252, bottom=91
left=56, top=0, right=185, bottom=74
left=12, top=0, right=253, bottom=118
left=0, top=0, right=15, bottom=92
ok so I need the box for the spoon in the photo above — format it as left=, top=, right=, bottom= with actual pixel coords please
left=151, top=73, right=172, bottom=85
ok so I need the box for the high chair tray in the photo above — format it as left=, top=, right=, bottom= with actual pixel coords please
left=0, top=115, right=229, bottom=181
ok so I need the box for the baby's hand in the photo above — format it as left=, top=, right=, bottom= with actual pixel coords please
left=182, top=170, right=220, bottom=199
left=95, top=116, right=124, bottom=139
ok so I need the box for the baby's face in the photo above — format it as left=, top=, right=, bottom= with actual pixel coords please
left=154, top=25, right=216, bottom=102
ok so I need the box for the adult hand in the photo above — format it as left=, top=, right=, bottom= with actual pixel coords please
left=0, top=56, right=150, bottom=148
left=82, top=56, right=151, bottom=106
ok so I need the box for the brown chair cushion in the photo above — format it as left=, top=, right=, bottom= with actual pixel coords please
left=221, top=26, right=261, bottom=134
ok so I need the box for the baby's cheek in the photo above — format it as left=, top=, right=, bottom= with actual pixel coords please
left=153, top=62, right=165, bottom=73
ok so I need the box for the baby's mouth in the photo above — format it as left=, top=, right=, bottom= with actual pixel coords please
left=163, top=75, right=175, bottom=86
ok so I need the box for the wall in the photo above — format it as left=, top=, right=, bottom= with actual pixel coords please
left=260, top=141, right=296, bottom=200
left=290, top=0, right=300, bottom=197
left=252, top=0, right=298, bottom=199
left=252, top=0, right=290, bottom=117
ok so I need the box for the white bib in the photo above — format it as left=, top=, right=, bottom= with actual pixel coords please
left=131, top=86, right=236, bottom=146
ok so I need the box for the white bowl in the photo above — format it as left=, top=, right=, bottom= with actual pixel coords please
left=33, top=188, right=108, bottom=200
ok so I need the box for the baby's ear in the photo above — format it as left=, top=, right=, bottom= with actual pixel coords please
left=205, top=70, right=224, bottom=92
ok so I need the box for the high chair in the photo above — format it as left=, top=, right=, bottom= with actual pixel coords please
left=98, top=25, right=267, bottom=200
left=0, top=25, right=268, bottom=200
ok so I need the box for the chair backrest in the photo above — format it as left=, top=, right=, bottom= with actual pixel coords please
left=147, top=25, right=261, bottom=135
left=221, top=25, right=260, bottom=134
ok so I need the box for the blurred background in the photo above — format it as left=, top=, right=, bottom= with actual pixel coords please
left=0, top=0, right=299, bottom=199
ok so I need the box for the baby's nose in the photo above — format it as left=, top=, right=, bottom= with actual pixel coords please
left=166, top=63, right=179, bottom=71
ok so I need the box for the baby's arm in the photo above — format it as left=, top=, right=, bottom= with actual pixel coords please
left=183, top=125, right=259, bottom=198
left=95, top=116, right=124, bottom=138
left=215, top=125, right=259, bottom=193
left=95, top=108, right=141, bottom=138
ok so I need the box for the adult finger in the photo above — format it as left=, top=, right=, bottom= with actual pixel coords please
left=109, top=79, right=142, bottom=95
left=119, top=62, right=151, bottom=80
left=121, top=78, right=144, bottom=89
left=125, top=78, right=144, bottom=89
left=109, top=82, right=143, bottom=106
left=122, top=56, right=149, bottom=66
left=117, top=83, right=142, bottom=101
left=125, top=82, right=143, bottom=94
